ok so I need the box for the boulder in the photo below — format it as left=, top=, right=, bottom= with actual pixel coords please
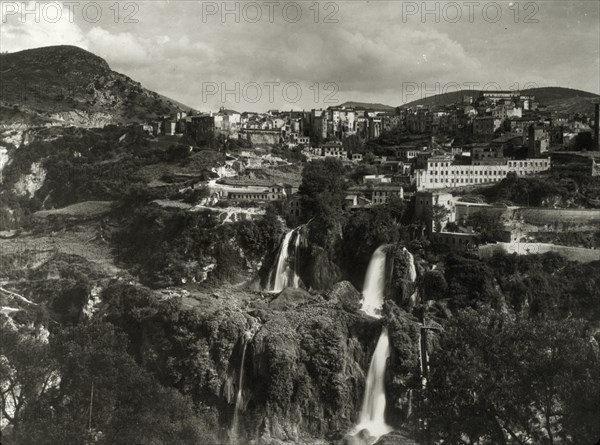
left=373, top=431, right=418, bottom=445
left=300, top=246, right=343, bottom=290
left=325, top=281, right=362, bottom=312
left=269, top=287, right=313, bottom=311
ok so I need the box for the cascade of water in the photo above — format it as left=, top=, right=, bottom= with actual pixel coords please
left=354, top=327, right=393, bottom=442
left=360, top=246, right=387, bottom=318
left=266, top=228, right=302, bottom=292
left=403, top=247, right=419, bottom=306
left=292, top=230, right=302, bottom=288
left=229, top=339, right=248, bottom=442
left=354, top=246, right=393, bottom=442
left=403, top=247, right=417, bottom=282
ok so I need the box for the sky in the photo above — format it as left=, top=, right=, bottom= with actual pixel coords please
left=1, top=0, right=599, bottom=112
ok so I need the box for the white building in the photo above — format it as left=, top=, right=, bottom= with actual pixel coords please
left=415, top=156, right=551, bottom=190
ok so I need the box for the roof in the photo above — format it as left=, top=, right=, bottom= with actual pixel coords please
left=219, top=108, right=240, bottom=116
left=371, top=184, right=403, bottom=190
left=511, top=116, right=538, bottom=122
left=491, top=133, right=523, bottom=143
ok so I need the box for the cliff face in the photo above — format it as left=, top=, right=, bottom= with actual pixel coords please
left=3, top=237, right=426, bottom=445
left=0, top=45, right=189, bottom=127
left=244, top=299, right=381, bottom=443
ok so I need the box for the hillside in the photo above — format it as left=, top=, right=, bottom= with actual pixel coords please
left=399, top=89, right=481, bottom=109
left=527, top=87, right=600, bottom=115
left=0, top=45, right=193, bottom=127
left=399, top=87, right=600, bottom=115
left=338, top=101, right=395, bottom=111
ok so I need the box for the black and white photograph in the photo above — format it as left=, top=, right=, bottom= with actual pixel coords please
left=1, top=1, right=599, bottom=444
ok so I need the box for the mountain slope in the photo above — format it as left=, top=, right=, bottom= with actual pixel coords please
left=398, top=90, right=480, bottom=109
left=338, top=101, right=395, bottom=111
left=525, top=87, right=600, bottom=115
left=399, top=87, right=600, bottom=115
left=0, top=45, right=193, bottom=127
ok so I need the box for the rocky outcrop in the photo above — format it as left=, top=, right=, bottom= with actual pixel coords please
left=373, top=431, right=417, bottom=445
left=269, top=288, right=315, bottom=311
left=0, top=45, right=188, bottom=127
left=239, top=304, right=382, bottom=444
left=48, top=110, right=114, bottom=128
left=325, top=281, right=362, bottom=312
left=299, top=246, right=344, bottom=291
left=387, top=246, right=418, bottom=308
left=13, top=162, right=46, bottom=197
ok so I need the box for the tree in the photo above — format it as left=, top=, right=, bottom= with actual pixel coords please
left=571, top=131, right=594, bottom=150
left=431, top=204, right=450, bottom=232
left=349, top=163, right=377, bottom=184
left=17, top=320, right=215, bottom=445
left=298, top=157, right=347, bottom=220
left=0, top=319, right=57, bottom=440
left=342, top=134, right=363, bottom=153
left=466, top=212, right=505, bottom=243
left=416, top=308, right=600, bottom=445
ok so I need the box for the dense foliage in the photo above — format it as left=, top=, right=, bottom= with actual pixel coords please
left=479, top=165, right=600, bottom=208
left=113, top=205, right=282, bottom=286
left=1, top=317, right=217, bottom=445
left=418, top=308, right=600, bottom=445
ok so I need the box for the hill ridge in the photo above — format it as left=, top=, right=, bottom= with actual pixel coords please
left=0, top=45, right=194, bottom=127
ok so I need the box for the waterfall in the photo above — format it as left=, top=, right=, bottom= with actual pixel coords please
left=354, top=327, right=393, bottom=442
left=361, top=246, right=387, bottom=318
left=292, top=230, right=302, bottom=288
left=266, top=228, right=302, bottom=292
left=354, top=246, right=393, bottom=442
left=403, top=247, right=417, bottom=282
left=403, top=247, right=418, bottom=306
left=230, top=338, right=248, bottom=442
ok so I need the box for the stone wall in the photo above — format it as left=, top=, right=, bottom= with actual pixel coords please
left=479, top=242, right=600, bottom=263
left=456, top=202, right=600, bottom=231
left=240, top=130, right=281, bottom=146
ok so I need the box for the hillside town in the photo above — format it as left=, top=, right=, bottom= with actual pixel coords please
left=1, top=5, right=599, bottom=441
left=134, top=90, right=600, bottom=261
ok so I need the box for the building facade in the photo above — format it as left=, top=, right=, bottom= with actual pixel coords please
left=415, top=156, right=551, bottom=190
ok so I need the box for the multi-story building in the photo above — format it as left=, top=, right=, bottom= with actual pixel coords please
left=414, top=155, right=551, bottom=190
left=527, top=124, right=550, bottom=155
left=396, top=148, right=419, bottom=161
left=473, top=116, right=498, bottom=139
left=509, top=116, right=539, bottom=134
left=191, top=108, right=241, bottom=142
left=371, top=184, right=404, bottom=204
left=351, top=153, right=363, bottom=163
left=414, top=190, right=456, bottom=232
left=479, top=91, right=534, bottom=111
left=321, top=141, right=347, bottom=159
left=227, top=184, right=290, bottom=201
left=363, top=174, right=392, bottom=184
left=471, top=144, right=505, bottom=164
left=368, top=116, right=383, bottom=139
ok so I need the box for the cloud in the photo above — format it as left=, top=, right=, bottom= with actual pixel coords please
left=0, top=1, right=88, bottom=52
left=87, top=27, right=149, bottom=67
left=1, top=0, right=598, bottom=112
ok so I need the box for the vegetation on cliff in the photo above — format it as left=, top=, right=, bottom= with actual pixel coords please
left=0, top=45, right=190, bottom=125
